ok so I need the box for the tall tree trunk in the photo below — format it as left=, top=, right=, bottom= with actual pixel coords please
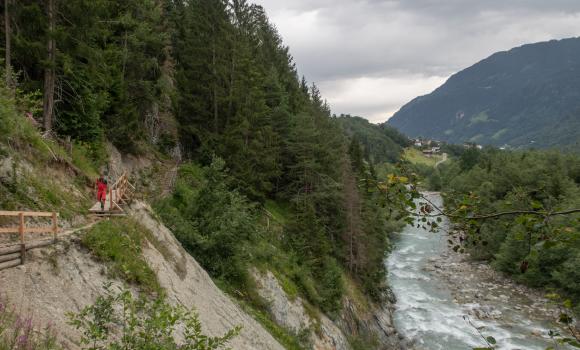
left=227, top=41, right=236, bottom=124
left=43, top=0, right=56, bottom=133
left=212, top=36, right=218, bottom=134
left=4, top=0, right=11, bottom=87
left=122, top=31, right=127, bottom=82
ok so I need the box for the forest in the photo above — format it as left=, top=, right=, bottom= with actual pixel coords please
left=429, top=148, right=580, bottom=314
left=0, top=0, right=411, bottom=341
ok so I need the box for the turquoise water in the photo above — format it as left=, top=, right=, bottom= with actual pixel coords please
left=387, top=192, right=564, bottom=350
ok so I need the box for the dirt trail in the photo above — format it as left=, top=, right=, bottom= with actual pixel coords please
left=435, top=153, right=448, bottom=168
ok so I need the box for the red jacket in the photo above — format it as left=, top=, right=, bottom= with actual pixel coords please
left=97, top=179, right=107, bottom=199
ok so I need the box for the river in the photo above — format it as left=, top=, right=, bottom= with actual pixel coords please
left=387, top=192, right=570, bottom=350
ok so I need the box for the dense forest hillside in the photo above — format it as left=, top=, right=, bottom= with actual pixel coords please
left=0, top=1, right=408, bottom=348
left=388, top=37, right=580, bottom=149
left=336, top=115, right=410, bottom=163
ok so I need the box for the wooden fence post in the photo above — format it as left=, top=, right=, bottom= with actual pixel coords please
left=19, top=212, right=25, bottom=264
left=52, top=212, right=58, bottom=242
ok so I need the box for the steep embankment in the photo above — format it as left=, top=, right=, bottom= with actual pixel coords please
left=252, top=269, right=401, bottom=350
left=0, top=201, right=284, bottom=350
left=0, top=195, right=402, bottom=350
left=1, top=95, right=402, bottom=350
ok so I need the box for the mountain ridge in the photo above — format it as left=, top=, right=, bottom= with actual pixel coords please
left=388, top=37, right=580, bottom=149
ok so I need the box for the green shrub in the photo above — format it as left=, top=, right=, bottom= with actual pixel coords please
left=155, top=158, right=258, bottom=289
left=317, top=257, right=344, bottom=314
left=81, top=219, right=160, bottom=293
left=68, top=285, right=239, bottom=350
left=553, top=252, right=580, bottom=300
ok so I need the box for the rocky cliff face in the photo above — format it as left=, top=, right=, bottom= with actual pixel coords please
left=0, top=201, right=284, bottom=350
left=338, top=291, right=402, bottom=350
left=252, top=269, right=402, bottom=350
left=252, top=269, right=351, bottom=350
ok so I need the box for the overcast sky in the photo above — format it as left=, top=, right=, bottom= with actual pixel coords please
left=253, top=0, right=580, bottom=123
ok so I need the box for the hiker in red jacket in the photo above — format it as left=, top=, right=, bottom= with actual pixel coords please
left=96, top=175, right=108, bottom=211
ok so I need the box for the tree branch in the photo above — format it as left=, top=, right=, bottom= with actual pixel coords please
left=417, top=194, right=580, bottom=220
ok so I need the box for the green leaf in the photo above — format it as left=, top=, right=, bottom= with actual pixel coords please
left=486, top=336, right=497, bottom=345
left=558, top=313, right=573, bottom=324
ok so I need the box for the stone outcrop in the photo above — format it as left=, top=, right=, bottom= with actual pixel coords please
left=338, top=291, right=402, bottom=350
left=252, top=269, right=402, bottom=350
left=252, top=269, right=351, bottom=350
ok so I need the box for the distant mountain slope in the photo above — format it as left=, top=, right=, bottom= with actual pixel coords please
left=337, top=115, right=411, bottom=163
left=388, top=37, right=580, bottom=149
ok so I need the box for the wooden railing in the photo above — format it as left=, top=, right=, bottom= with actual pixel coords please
left=0, top=211, right=59, bottom=266
left=90, top=172, right=135, bottom=215
left=109, top=172, right=135, bottom=212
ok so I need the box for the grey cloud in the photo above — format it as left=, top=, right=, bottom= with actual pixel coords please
left=254, top=0, right=580, bottom=121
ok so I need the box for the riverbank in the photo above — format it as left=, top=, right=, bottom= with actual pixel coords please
left=431, top=231, right=563, bottom=315
left=387, top=192, right=573, bottom=350
left=429, top=232, right=572, bottom=346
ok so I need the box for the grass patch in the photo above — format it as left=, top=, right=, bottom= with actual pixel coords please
left=250, top=239, right=323, bottom=309
left=403, top=148, right=443, bottom=167
left=81, top=218, right=161, bottom=294
left=30, top=175, right=89, bottom=220
left=0, top=87, right=101, bottom=220
left=70, top=141, right=104, bottom=179
left=343, top=273, right=370, bottom=314
left=348, top=334, right=379, bottom=350
left=264, top=200, right=291, bottom=226
left=0, top=168, right=91, bottom=220
left=272, top=270, right=300, bottom=300
left=468, top=111, right=490, bottom=126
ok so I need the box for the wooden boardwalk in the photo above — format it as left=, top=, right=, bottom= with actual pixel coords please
left=89, top=189, right=123, bottom=213
left=89, top=172, right=134, bottom=216
left=0, top=173, right=135, bottom=271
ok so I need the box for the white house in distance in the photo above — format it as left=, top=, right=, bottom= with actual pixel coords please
left=463, top=142, right=483, bottom=150
left=412, top=138, right=443, bottom=157
left=422, top=146, right=442, bottom=157
left=413, top=138, right=442, bottom=148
